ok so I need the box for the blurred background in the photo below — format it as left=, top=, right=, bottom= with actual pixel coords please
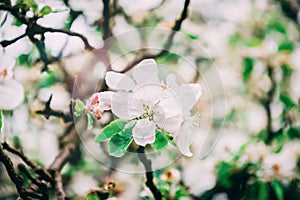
left=0, top=0, right=300, bottom=199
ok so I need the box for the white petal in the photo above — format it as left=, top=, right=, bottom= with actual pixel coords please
left=178, top=83, right=202, bottom=115
left=111, top=91, right=143, bottom=120
left=0, top=79, right=24, bottom=110
left=133, top=59, right=159, bottom=85
left=132, top=119, right=156, bottom=146
left=98, top=91, right=113, bottom=111
left=166, top=74, right=179, bottom=94
left=175, top=118, right=199, bottom=157
left=132, top=83, right=163, bottom=104
left=105, top=71, right=136, bottom=91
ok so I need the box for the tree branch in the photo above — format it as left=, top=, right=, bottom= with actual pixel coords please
left=36, top=95, right=73, bottom=123
left=137, top=146, right=162, bottom=200
left=0, top=33, right=26, bottom=47
left=120, top=0, right=191, bottom=73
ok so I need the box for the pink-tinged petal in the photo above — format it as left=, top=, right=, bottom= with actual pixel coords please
left=133, top=59, right=159, bottom=85
left=175, top=117, right=199, bottom=157
left=105, top=71, right=136, bottom=91
left=132, top=118, right=156, bottom=146
left=0, top=79, right=24, bottom=110
left=111, top=91, right=143, bottom=120
left=188, top=83, right=202, bottom=101
left=98, top=91, right=113, bottom=111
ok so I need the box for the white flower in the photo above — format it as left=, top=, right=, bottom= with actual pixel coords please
left=0, top=53, right=24, bottom=110
left=166, top=74, right=202, bottom=156
left=104, top=59, right=202, bottom=156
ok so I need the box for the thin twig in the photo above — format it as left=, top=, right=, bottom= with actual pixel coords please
left=121, top=0, right=191, bottom=73
left=137, top=146, right=162, bottom=200
left=36, top=95, right=73, bottom=123
left=0, top=33, right=26, bottom=47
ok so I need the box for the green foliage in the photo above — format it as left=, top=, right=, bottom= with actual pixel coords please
left=74, top=100, right=85, bottom=117
left=39, top=71, right=63, bottom=88
left=242, top=57, right=255, bottom=82
left=272, top=179, right=284, bottom=200
left=278, top=40, right=294, bottom=52
left=217, top=161, right=234, bottom=189
left=152, top=131, right=168, bottom=151
left=86, top=193, right=101, bottom=200
left=94, top=119, right=128, bottom=142
left=39, top=6, right=52, bottom=17
left=87, top=113, right=94, bottom=130
left=109, top=131, right=133, bottom=157
left=279, top=93, right=296, bottom=108
left=258, top=181, right=268, bottom=200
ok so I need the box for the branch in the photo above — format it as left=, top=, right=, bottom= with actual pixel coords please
left=2, top=142, right=53, bottom=182
left=120, top=0, right=191, bottom=73
left=53, top=170, right=68, bottom=200
left=0, top=33, right=26, bottom=47
left=137, top=146, right=162, bottom=200
left=102, top=0, right=112, bottom=41
left=36, top=95, right=73, bottom=123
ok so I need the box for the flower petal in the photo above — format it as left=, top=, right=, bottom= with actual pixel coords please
left=166, top=74, right=179, bottom=94
left=133, top=59, right=159, bottom=85
left=178, top=83, right=202, bottom=115
left=105, top=71, right=136, bottom=91
left=132, top=118, right=156, bottom=146
left=111, top=91, right=143, bottom=120
left=174, top=117, right=199, bottom=157
left=98, top=91, right=113, bottom=111
left=0, top=79, right=24, bottom=110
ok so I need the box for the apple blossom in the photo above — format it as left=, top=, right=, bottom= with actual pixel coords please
left=101, top=59, right=202, bottom=156
left=0, top=53, right=24, bottom=110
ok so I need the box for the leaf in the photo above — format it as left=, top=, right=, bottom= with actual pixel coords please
left=40, top=6, right=52, bottom=17
left=272, top=179, right=284, bottom=200
left=95, top=119, right=128, bottom=142
left=74, top=100, right=85, bottom=113
left=258, top=181, right=268, bottom=200
left=245, top=38, right=262, bottom=47
left=278, top=40, right=294, bottom=52
left=242, top=57, right=254, bottom=82
left=109, top=131, right=133, bottom=157
left=217, top=161, right=233, bottom=189
left=13, top=18, right=23, bottom=27
left=279, top=93, right=296, bottom=108
left=152, top=131, right=168, bottom=151
left=87, top=113, right=94, bottom=130
left=86, top=193, right=100, bottom=200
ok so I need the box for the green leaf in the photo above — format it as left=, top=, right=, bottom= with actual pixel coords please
left=87, top=113, right=94, bottom=130
left=217, top=161, right=233, bottom=189
left=13, top=18, right=23, bottom=27
left=109, top=131, right=133, bottom=157
left=95, top=119, right=128, bottom=142
left=152, top=131, right=168, bottom=151
left=272, top=179, right=284, bottom=200
left=258, top=181, right=268, bottom=200
left=74, top=100, right=85, bottom=117
left=279, top=93, right=296, bottom=108
left=278, top=40, right=294, bottom=52
left=245, top=38, right=262, bottom=47
left=242, top=57, right=255, bottom=82
left=86, top=193, right=100, bottom=200
left=286, top=127, right=300, bottom=139
left=40, top=6, right=52, bottom=17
